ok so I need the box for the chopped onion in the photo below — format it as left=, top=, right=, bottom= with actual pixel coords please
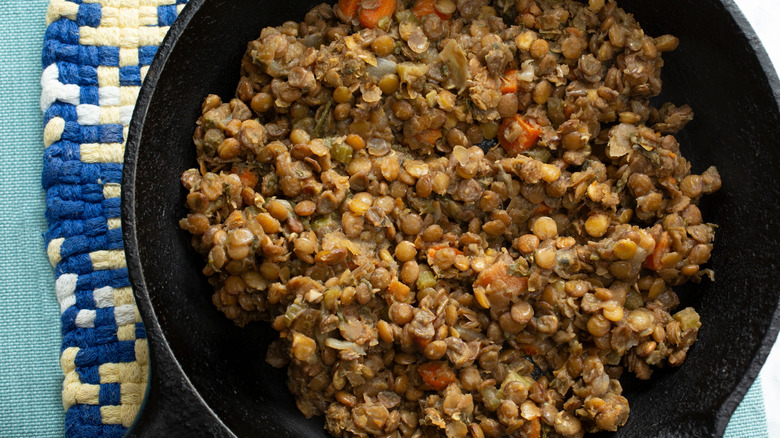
left=519, top=60, right=536, bottom=82
left=367, top=138, right=391, bottom=156
left=438, top=40, right=469, bottom=90
left=367, top=57, right=398, bottom=79
left=324, top=338, right=366, bottom=356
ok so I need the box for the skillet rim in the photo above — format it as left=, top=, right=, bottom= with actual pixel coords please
left=121, top=0, right=780, bottom=435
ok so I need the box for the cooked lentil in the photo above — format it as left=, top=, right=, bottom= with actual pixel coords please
left=180, top=0, right=721, bottom=436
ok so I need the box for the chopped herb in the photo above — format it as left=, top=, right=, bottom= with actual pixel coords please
left=313, top=101, right=332, bottom=138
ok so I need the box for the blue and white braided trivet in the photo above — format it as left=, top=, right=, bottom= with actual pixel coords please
left=41, top=1, right=186, bottom=436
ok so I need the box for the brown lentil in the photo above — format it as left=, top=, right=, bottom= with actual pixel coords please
left=180, top=3, right=720, bottom=437
left=530, top=38, right=549, bottom=59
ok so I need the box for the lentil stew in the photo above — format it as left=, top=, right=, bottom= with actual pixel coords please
left=177, top=0, right=721, bottom=436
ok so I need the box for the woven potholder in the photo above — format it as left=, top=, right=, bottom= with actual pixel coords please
left=41, top=1, right=186, bottom=436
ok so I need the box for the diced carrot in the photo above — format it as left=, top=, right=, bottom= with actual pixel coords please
left=474, top=261, right=528, bottom=295
left=414, top=335, right=432, bottom=349
left=418, top=362, right=457, bottom=391
left=235, top=167, right=258, bottom=188
left=497, top=114, right=541, bottom=155
left=416, top=128, right=443, bottom=146
left=336, top=0, right=360, bottom=20
left=412, top=0, right=451, bottom=20
left=359, top=0, right=397, bottom=28
left=523, top=417, right=541, bottom=438
left=644, top=231, right=670, bottom=270
left=532, top=203, right=551, bottom=216
left=500, top=69, right=518, bottom=94
left=518, top=344, right=538, bottom=356
left=426, top=245, right=464, bottom=260
left=564, top=102, right=576, bottom=119
left=388, top=280, right=411, bottom=301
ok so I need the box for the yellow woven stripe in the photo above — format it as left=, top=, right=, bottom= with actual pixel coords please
left=120, top=382, right=145, bottom=405
left=61, top=347, right=79, bottom=373
left=79, top=384, right=100, bottom=405
left=140, top=26, right=168, bottom=46
left=80, top=27, right=121, bottom=47
left=47, top=237, right=65, bottom=266
left=80, top=143, right=124, bottom=163
left=119, top=48, right=139, bottom=67
left=113, top=286, right=134, bottom=306
left=119, top=7, right=140, bottom=29
left=99, top=6, right=119, bottom=27
left=140, top=66, right=150, bottom=82
left=99, top=362, right=145, bottom=384
left=101, top=106, right=123, bottom=124
left=89, top=250, right=127, bottom=270
left=63, top=380, right=100, bottom=408
left=62, top=370, right=81, bottom=409
left=103, top=183, right=121, bottom=199
left=107, top=218, right=122, bottom=230
left=97, top=66, right=120, bottom=87
left=135, top=339, right=149, bottom=365
left=120, top=86, right=140, bottom=106
left=139, top=6, right=158, bottom=25
left=46, top=0, right=79, bottom=25
left=142, top=0, right=175, bottom=6
left=44, top=117, right=65, bottom=147
left=100, top=404, right=139, bottom=427
left=117, top=324, right=136, bottom=341
left=118, top=28, right=139, bottom=49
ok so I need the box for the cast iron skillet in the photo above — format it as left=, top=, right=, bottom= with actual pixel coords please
left=121, top=0, right=780, bottom=436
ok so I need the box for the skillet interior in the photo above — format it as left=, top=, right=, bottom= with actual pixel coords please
left=122, top=0, right=780, bottom=436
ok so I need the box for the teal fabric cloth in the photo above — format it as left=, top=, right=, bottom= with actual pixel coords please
left=725, top=375, right=769, bottom=437
left=0, top=0, right=66, bottom=437
left=0, top=0, right=769, bottom=436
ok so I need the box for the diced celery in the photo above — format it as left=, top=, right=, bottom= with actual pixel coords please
left=674, top=307, right=701, bottom=331
left=416, top=269, right=437, bottom=289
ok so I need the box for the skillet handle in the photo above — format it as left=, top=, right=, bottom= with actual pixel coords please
left=125, top=328, right=235, bottom=437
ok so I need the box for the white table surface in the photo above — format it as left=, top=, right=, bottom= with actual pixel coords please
left=732, top=0, right=780, bottom=435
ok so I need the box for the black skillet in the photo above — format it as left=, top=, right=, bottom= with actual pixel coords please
left=121, top=0, right=780, bottom=436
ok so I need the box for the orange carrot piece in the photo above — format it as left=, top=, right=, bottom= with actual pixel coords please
left=500, top=69, right=518, bottom=94
left=532, top=204, right=551, bottom=216
left=235, top=168, right=258, bottom=188
left=523, top=417, right=541, bottom=438
left=412, top=0, right=451, bottom=20
left=474, top=261, right=528, bottom=295
left=518, top=344, right=539, bottom=356
left=359, top=0, right=397, bottom=28
left=497, top=114, right=541, bottom=155
left=414, top=335, right=432, bottom=349
left=416, top=128, right=443, bottom=146
left=336, top=0, right=360, bottom=20
left=426, top=245, right=464, bottom=260
left=644, top=231, right=670, bottom=270
left=418, top=362, right=457, bottom=391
